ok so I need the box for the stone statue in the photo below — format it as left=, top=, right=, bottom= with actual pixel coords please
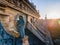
left=16, top=16, right=25, bottom=38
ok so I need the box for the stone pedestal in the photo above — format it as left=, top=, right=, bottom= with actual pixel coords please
left=22, top=35, right=29, bottom=45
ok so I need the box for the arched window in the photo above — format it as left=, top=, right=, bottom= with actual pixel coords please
left=30, top=18, right=33, bottom=23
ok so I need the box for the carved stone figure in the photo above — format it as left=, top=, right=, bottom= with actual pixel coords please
left=16, top=16, right=25, bottom=38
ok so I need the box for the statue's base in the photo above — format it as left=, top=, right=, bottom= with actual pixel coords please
left=22, top=35, right=29, bottom=45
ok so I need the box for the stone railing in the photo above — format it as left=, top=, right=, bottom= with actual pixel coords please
left=27, top=22, right=45, bottom=42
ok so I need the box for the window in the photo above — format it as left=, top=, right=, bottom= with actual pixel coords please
left=30, top=18, right=33, bottom=23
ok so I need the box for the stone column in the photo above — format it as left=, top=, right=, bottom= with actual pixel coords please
left=22, top=35, right=29, bottom=45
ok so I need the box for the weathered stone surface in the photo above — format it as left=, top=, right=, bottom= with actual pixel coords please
left=22, top=35, right=29, bottom=45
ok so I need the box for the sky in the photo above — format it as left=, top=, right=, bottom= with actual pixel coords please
left=29, top=0, right=60, bottom=19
